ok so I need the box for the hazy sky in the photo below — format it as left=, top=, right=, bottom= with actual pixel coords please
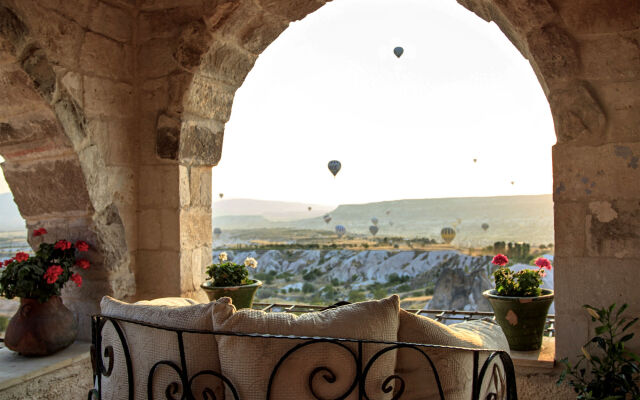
left=0, top=0, right=556, bottom=206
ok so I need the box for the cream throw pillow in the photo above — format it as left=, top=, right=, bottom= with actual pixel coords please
left=396, top=310, right=509, bottom=400
left=99, top=296, right=223, bottom=400
left=213, top=295, right=400, bottom=400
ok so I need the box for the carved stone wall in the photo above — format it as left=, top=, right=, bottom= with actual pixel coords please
left=0, top=0, right=637, bottom=359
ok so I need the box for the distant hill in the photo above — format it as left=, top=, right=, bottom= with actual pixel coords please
left=213, top=195, right=554, bottom=246
left=0, top=193, right=25, bottom=232
left=213, top=199, right=334, bottom=221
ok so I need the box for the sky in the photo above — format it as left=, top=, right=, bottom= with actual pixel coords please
left=0, top=0, right=556, bottom=206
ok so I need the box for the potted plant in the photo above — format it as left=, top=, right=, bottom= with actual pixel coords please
left=201, top=252, right=262, bottom=309
left=483, top=253, right=554, bottom=351
left=0, top=227, right=90, bottom=356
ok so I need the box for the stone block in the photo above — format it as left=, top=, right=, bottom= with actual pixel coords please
left=553, top=142, right=640, bottom=202
left=180, top=208, right=212, bottom=248
left=174, top=20, right=211, bottom=71
left=135, top=249, right=180, bottom=297
left=199, top=41, right=257, bottom=86
left=217, top=3, right=289, bottom=54
left=138, top=165, right=180, bottom=208
left=0, top=68, right=50, bottom=118
left=139, top=5, right=204, bottom=41
left=138, top=209, right=162, bottom=249
left=179, top=165, right=191, bottom=208
left=156, top=113, right=180, bottom=160
left=83, top=76, right=135, bottom=118
left=37, top=0, right=94, bottom=28
left=20, top=48, right=57, bottom=102
left=179, top=120, right=224, bottom=165
left=184, top=75, right=234, bottom=121
left=553, top=201, right=586, bottom=257
left=138, top=38, right=179, bottom=79
left=141, top=77, right=169, bottom=114
left=2, top=157, right=92, bottom=217
left=581, top=32, right=640, bottom=81
left=80, top=32, right=134, bottom=81
left=89, top=1, right=133, bottom=43
left=0, top=115, right=61, bottom=147
left=548, top=81, right=606, bottom=145
left=17, top=6, right=84, bottom=69
left=526, top=24, right=580, bottom=80
left=586, top=199, right=640, bottom=258
left=556, top=0, right=640, bottom=34
left=52, top=90, right=88, bottom=145
left=87, top=117, right=136, bottom=165
left=168, top=71, right=194, bottom=117
left=189, top=166, right=212, bottom=208
left=106, top=165, right=136, bottom=209
left=491, top=0, right=556, bottom=33
left=161, top=208, right=180, bottom=249
left=60, top=70, right=83, bottom=107
left=257, top=0, right=325, bottom=22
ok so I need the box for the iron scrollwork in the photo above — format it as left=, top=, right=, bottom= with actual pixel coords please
left=89, top=315, right=518, bottom=399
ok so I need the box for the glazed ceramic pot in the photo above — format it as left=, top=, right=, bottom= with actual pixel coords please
left=483, top=289, right=554, bottom=351
left=201, top=279, right=263, bottom=309
left=5, top=296, right=78, bottom=356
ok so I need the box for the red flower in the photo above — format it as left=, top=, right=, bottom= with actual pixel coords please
left=54, top=240, right=72, bottom=251
left=14, top=252, right=29, bottom=262
left=492, top=254, right=509, bottom=266
left=44, top=265, right=64, bottom=284
left=33, top=228, right=48, bottom=237
left=3, top=258, right=13, bottom=266
left=535, top=257, right=552, bottom=270
left=75, top=259, right=90, bottom=270
left=75, top=241, right=89, bottom=252
left=70, top=273, right=82, bottom=288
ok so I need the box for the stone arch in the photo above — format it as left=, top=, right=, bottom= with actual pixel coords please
left=0, top=5, right=134, bottom=338
left=159, top=0, right=639, bottom=361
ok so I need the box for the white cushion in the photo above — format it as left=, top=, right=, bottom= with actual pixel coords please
left=99, top=296, right=223, bottom=400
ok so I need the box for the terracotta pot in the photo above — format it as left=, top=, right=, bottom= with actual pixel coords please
left=5, top=296, right=78, bottom=356
left=201, top=279, right=263, bottom=309
left=483, top=289, right=554, bottom=351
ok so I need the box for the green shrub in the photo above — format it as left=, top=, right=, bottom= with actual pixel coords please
left=558, top=304, right=640, bottom=399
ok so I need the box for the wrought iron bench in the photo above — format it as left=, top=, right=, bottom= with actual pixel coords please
left=87, top=314, right=518, bottom=400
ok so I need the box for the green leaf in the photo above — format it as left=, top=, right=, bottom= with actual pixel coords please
left=620, top=333, right=634, bottom=342
left=622, top=318, right=639, bottom=332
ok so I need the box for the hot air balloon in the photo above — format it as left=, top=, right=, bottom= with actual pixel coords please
left=369, top=225, right=379, bottom=236
left=389, top=221, right=394, bottom=226
left=371, top=217, right=378, bottom=226
left=335, top=225, right=346, bottom=238
left=393, top=47, right=404, bottom=58
left=219, top=193, right=224, bottom=199
left=328, top=160, right=341, bottom=177
left=481, top=223, right=489, bottom=231
left=308, top=206, right=312, bottom=211
left=213, top=227, right=222, bottom=238
left=385, top=210, right=391, bottom=216
left=511, top=181, right=515, bottom=185
left=323, top=214, right=332, bottom=224
left=473, top=158, right=477, bottom=163
left=441, top=227, right=456, bottom=244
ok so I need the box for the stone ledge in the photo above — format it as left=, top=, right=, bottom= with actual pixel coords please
left=512, top=336, right=556, bottom=370
left=0, top=341, right=90, bottom=392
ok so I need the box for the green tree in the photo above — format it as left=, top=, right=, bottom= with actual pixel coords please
left=302, top=282, right=315, bottom=294
left=348, top=290, right=366, bottom=302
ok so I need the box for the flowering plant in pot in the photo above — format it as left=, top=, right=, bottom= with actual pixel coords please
left=483, top=254, right=554, bottom=351
left=201, top=252, right=262, bottom=309
left=0, top=227, right=90, bottom=356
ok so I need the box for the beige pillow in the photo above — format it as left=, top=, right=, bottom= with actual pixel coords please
left=99, top=296, right=223, bottom=400
left=213, top=295, right=400, bottom=400
left=395, top=310, right=509, bottom=400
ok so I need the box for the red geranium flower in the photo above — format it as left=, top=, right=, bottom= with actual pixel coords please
left=54, top=240, right=72, bottom=251
left=70, top=273, right=82, bottom=288
left=75, top=259, right=90, bottom=270
left=14, top=252, right=29, bottom=262
left=3, top=258, right=13, bottom=266
left=75, top=241, right=89, bottom=252
left=535, top=257, right=552, bottom=270
left=33, top=228, right=48, bottom=237
left=492, top=254, right=509, bottom=266
left=44, top=265, right=64, bottom=284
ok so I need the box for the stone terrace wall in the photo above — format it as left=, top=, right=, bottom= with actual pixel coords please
left=0, top=0, right=637, bottom=359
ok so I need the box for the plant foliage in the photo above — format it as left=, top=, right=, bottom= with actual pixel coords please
left=558, top=303, right=640, bottom=399
left=205, top=252, right=257, bottom=287
left=491, top=254, right=551, bottom=297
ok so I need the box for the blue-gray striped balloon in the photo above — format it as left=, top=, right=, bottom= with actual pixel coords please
left=369, top=225, right=379, bottom=236
left=335, top=224, right=346, bottom=238
left=328, top=160, right=341, bottom=177
left=393, top=47, right=404, bottom=58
